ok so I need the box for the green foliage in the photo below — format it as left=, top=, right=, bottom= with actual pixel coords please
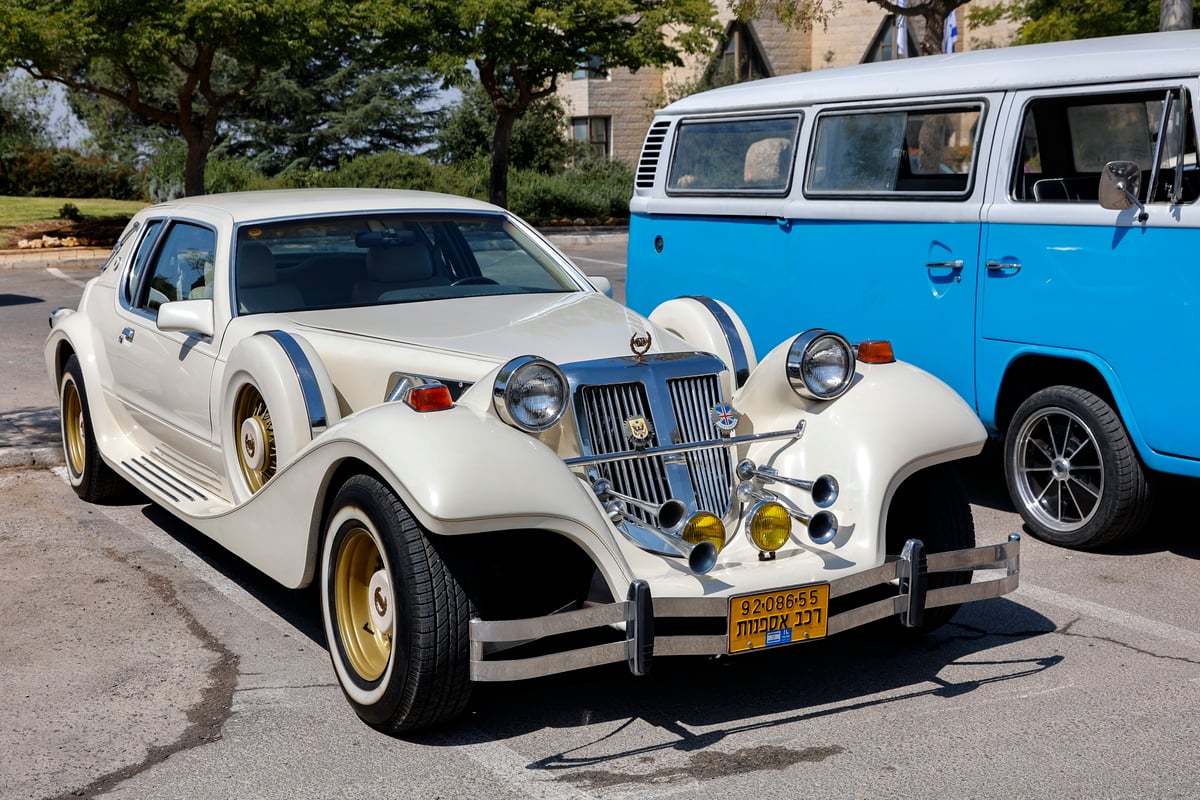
left=0, top=0, right=364, bottom=195
left=508, top=158, right=634, bottom=221
left=437, top=83, right=576, bottom=173
left=225, top=55, right=444, bottom=174
left=57, top=202, right=81, bottom=221
left=0, top=147, right=141, bottom=199
left=969, top=0, right=1165, bottom=44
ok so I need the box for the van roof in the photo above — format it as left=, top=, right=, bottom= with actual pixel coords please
left=660, top=29, right=1200, bottom=116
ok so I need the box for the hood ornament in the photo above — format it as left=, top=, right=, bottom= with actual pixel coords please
left=630, top=330, right=652, bottom=359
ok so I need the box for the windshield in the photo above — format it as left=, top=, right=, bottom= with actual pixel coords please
left=233, top=212, right=581, bottom=314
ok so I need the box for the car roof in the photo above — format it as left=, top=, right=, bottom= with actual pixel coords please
left=143, top=188, right=501, bottom=224
left=661, top=29, right=1200, bottom=116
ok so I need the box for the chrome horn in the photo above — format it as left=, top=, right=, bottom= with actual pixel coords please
left=736, top=459, right=839, bottom=508
left=737, top=473, right=839, bottom=545
left=592, top=479, right=718, bottom=574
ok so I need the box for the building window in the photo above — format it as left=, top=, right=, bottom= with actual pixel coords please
left=707, top=22, right=770, bottom=85
left=572, top=55, right=604, bottom=80
left=863, top=15, right=919, bottom=62
left=572, top=117, right=611, bottom=157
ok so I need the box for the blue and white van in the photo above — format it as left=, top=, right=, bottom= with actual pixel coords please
left=626, top=30, right=1200, bottom=549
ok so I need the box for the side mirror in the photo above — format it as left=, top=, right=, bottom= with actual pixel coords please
left=157, top=298, right=215, bottom=338
left=1099, top=160, right=1147, bottom=221
left=588, top=275, right=614, bottom=298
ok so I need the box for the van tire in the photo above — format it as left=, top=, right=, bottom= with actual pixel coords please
left=1004, top=385, right=1151, bottom=549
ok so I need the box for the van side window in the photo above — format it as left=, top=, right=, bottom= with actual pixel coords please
left=1013, top=89, right=1199, bottom=204
left=806, top=105, right=981, bottom=197
left=667, top=116, right=800, bottom=194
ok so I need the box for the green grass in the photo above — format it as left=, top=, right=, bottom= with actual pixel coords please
left=0, top=196, right=148, bottom=244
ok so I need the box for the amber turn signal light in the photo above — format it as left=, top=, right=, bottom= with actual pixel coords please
left=857, top=340, right=895, bottom=364
left=405, top=385, right=454, bottom=412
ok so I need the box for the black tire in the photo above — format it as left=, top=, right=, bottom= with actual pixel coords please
left=59, top=355, right=125, bottom=502
left=320, top=475, right=472, bottom=734
left=1004, top=385, right=1151, bottom=549
left=884, top=463, right=976, bottom=634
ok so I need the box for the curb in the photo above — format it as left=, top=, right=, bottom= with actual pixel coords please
left=1, top=247, right=110, bottom=270
left=0, top=445, right=63, bottom=469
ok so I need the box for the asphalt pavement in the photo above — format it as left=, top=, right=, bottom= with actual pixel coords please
left=1, top=247, right=111, bottom=469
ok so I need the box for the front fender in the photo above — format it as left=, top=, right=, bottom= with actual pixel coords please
left=734, top=339, right=986, bottom=566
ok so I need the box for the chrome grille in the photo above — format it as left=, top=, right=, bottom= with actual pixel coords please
left=577, top=382, right=670, bottom=525
left=574, top=362, right=734, bottom=524
left=668, top=374, right=733, bottom=516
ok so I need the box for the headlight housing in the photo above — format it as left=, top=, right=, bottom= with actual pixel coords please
left=786, top=330, right=856, bottom=400
left=493, top=355, right=569, bottom=432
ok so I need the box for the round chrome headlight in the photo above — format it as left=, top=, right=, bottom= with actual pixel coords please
left=493, top=356, right=569, bottom=432
left=786, top=330, right=856, bottom=400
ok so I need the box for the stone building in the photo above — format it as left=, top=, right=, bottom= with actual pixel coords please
left=557, top=1, right=1017, bottom=165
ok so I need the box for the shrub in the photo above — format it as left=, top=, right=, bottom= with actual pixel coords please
left=0, top=147, right=142, bottom=200
left=58, top=202, right=82, bottom=221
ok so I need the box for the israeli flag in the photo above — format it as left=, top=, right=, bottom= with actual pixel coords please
left=945, top=9, right=959, bottom=53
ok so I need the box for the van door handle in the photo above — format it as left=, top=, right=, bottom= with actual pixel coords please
left=986, top=259, right=1022, bottom=273
left=925, top=260, right=964, bottom=269
left=118, top=327, right=135, bottom=344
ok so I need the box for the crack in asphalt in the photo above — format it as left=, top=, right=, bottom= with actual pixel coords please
left=1057, top=617, right=1200, bottom=666
left=46, top=547, right=239, bottom=800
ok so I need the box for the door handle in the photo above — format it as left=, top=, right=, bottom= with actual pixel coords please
left=986, top=259, right=1022, bottom=273
left=118, top=327, right=135, bottom=344
left=925, top=260, right=964, bottom=269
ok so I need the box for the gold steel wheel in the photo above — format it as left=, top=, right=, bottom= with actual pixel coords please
left=333, top=527, right=393, bottom=682
left=61, top=377, right=86, bottom=477
left=232, top=384, right=276, bottom=492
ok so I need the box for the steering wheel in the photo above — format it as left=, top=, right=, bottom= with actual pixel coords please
left=451, top=276, right=499, bottom=286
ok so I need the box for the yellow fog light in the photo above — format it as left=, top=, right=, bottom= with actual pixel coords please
left=747, top=501, right=792, bottom=552
left=682, top=511, right=726, bottom=553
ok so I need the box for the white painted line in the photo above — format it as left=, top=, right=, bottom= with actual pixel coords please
left=46, top=267, right=88, bottom=287
left=1017, top=583, right=1200, bottom=651
left=569, top=255, right=625, bottom=267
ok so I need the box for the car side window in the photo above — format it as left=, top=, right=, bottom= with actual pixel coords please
left=122, top=220, right=164, bottom=308
left=1013, top=88, right=1198, bottom=204
left=806, top=104, right=981, bottom=197
left=134, top=222, right=216, bottom=313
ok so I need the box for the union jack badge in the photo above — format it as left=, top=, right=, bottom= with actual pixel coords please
left=710, top=403, right=739, bottom=435
left=622, top=415, right=654, bottom=449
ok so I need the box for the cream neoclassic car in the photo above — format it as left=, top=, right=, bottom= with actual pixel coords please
left=45, top=189, right=1020, bottom=733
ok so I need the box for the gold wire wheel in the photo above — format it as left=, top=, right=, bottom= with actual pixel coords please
left=232, top=384, right=275, bottom=492
left=62, top=378, right=86, bottom=477
left=334, top=527, right=393, bottom=682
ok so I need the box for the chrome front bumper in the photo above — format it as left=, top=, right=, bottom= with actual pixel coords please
left=469, top=534, right=1021, bottom=682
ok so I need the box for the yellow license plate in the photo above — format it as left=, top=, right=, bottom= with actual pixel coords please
left=729, top=584, right=829, bottom=653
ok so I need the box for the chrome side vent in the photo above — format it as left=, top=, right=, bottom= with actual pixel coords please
left=635, top=120, right=671, bottom=190
left=668, top=374, right=733, bottom=516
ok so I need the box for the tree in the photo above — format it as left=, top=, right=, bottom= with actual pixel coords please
left=969, top=0, right=1165, bottom=45
left=436, top=82, right=576, bottom=174
left=0, top=0, right=356, bottom=196
left=382, top=0, right=721, bottom=208
left=225, top=53, right=443, bottom=175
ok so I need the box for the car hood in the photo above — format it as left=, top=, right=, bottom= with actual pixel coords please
left=283, top=291, right=679, bottom=376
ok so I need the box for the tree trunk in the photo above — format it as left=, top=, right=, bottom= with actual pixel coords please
left=918, top=10, right=945, bottom=55
left=489, top=109, right=518, bottom=209
left=182, top=137, right=209, bottom=197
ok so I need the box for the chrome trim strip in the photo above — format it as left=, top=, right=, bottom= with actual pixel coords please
left=259, top=330, right=327, bottom=436
left=686, top=295, right=751, bottom=387
left=470, top=640, right=629, bottom=682
left=563, top=423, right=804, bottom=467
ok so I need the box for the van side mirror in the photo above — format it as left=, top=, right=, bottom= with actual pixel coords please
left=1099, top=161, right=1148, bottom=221
left=157, top=298, right=215, bottom=338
